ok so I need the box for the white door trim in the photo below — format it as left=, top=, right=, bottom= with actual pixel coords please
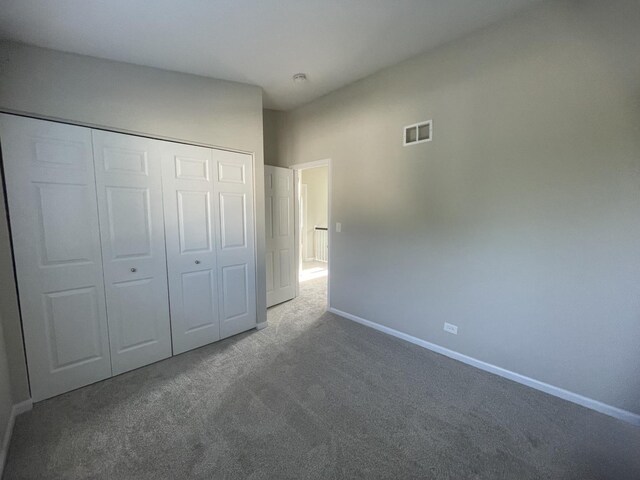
left=291, top=159, right=331, bottom=170
left=290, top=159, right=332, bottom=310
left=301, top=184, right=312, bottom=261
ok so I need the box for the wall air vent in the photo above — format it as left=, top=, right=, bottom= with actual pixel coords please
left=403, top=120, right=432, bottom=146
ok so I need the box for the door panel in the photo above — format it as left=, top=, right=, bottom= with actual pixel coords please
left=214, top=150, right=257, bottom=338
left=106, top=187, right=152, bottom=258
left=176, top=155, right=209, bottom=180
left=178, top=191, right=211, bottom=253
left=0, top=114, right=112, bottom=401
left=162, top=143, right=220, bottom=354
left=266, top=251, right=274, bottom=292
left=264, top=165, right=296, bottom=307
left=93, top=130, right=172, bottom=375
left=36, top=183, right=95, bottom=265
left=220, top=193, right=246, bottom=248
left=44, top=287, right=103, bottom=370
left=280, top=248, right=291, bottom=287
left=278, top=197, right=290, bottom=237
left=265, top=196, right=273, bottom=239
left=112, top=278, right=159, bottom=352
left=102, top=146, right=148, bottom=174
left=218, top=162, right=245, bottom=183
left=181, top=270, right=216, bottom=332
left=222, top=264, right=249, bottom=319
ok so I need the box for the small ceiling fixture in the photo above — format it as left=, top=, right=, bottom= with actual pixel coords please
left=292, top=73, right=307, bottom=83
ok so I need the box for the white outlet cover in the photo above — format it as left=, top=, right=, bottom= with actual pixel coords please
left=444, top=322, right=458, bottom=335
left=336, top=222, right=342, bottom=232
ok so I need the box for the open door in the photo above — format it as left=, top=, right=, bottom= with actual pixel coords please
left=265, top=165, right=296, bottom=307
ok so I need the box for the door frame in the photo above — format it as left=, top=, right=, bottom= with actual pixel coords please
left=289, top=159, right=332, bottom=309
left=300, top=184, right=310, bottom=261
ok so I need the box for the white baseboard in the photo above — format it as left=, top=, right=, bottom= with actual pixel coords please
left=328, top=307, right=640, bottom=427
left=12, top=399, right=32, bottom=416
left=1, top=399, right=33, bottom=476
left=255, top=321, right=268, bottom=330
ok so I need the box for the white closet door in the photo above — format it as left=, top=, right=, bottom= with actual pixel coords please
left=265, top=166, right=295, bottom=307
left=92, top=130, right=172, bottom=374
left=0, top=114, right=112, bottom=401
left=161, top=143, right=220, bottom=354
left=213, top=150, right=257, bottom=338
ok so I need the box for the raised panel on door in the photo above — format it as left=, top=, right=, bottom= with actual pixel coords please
left=279, top=248, right=291, bottom=287
left=112, top=278, right=161, bottom=354
left=264, top=165, right=295, bottom=307
left=0, top=114, right=112, bottom=401
left=36, top=184, right=95, bottom=265
left=266, top=251, right=274, bottom=293
left=161, top=143, right=220, bottom=354
left=222, top=264, right=249, bottom=320
left=265, top=173, right=276, bottom=300
left=43, top=287, right=104, bottom=370
left=181, top=270, right=216, bottom=332
left=106, top=187, right=152, bottom=258
left=178, top=191, right=211, bottom=253
left=220, top=193, right=247, bottom=248
left=92, top=130, right=172, bottom=374
left=214, top=150, right=257, bottom=338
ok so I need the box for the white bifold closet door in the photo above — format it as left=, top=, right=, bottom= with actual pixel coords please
left=92, top=130, right=172, bottom=375
left=161, top=143, right=220, bottom=354
left=162, top=146, right=257, bottom=348
left=213, top=150, right=257, bottom=338
left=0, top=115, right=112, bottom=401
left=1, top=114, right=257, bottom=401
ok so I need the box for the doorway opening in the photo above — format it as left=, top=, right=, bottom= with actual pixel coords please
left=292, top=160, right=331, bottom=307
left=264, top=160, right=330, bottom=310
left=299, top=167, right=328, bottom=282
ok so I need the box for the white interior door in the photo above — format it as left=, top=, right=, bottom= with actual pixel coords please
left=265, top=165, right=295, bottom=307
left=213, top=150, right=257, bottom=338
left=92, top=130, right=172, bottom=374
left=161, top=142, right=220, bottom=354
left=0, top=114, right=112, bottom=401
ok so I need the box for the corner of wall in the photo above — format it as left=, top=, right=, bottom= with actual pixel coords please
left=0, top=398, right=33, bottom=477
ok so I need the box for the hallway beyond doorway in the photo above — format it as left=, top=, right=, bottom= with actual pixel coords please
left=301, top=260, right=327, bottom=282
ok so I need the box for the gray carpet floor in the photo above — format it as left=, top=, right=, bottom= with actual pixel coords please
left=4, top=276, right=640, bottom=479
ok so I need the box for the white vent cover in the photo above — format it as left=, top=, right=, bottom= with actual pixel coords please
left=403, top=120, right=432, bottom=146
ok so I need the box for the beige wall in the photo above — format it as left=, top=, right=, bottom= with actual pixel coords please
left=0, top=41, right=267, bottom=401
left=263, top=109, right=285, bottom=166
left=273, top=0, right=640, bottom=414
left=301, top=167, right=328, bottom=260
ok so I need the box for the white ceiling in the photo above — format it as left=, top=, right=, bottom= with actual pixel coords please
left=0, top=0, right=543, bottom=110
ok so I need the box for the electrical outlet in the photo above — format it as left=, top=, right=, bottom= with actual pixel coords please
left=443, top=322, right=458, bottom=335
left=336, top=222, right=342, bottom=233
